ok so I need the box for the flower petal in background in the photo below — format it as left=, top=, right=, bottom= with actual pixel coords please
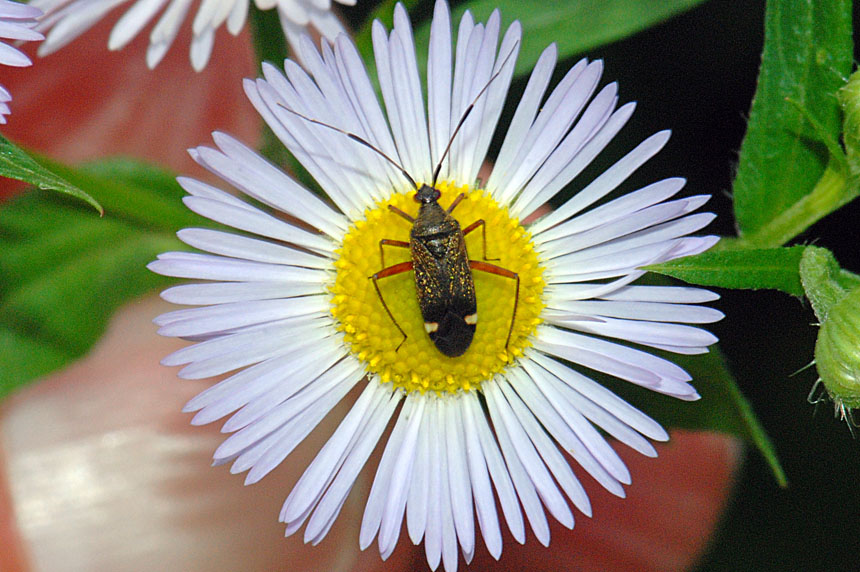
left=0, top=8, right=258, bottom=200
left=32, top=0, right=356, bottom=71
left=0, top=0, right=43, bottom=124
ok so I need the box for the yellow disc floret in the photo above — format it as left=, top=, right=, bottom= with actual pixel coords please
left=330, top=181, right=545, bottom=394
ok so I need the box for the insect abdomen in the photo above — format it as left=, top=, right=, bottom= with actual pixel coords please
left=412, top=233, right=477, bottom=357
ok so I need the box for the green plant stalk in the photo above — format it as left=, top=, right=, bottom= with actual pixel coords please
left=735, top=161, right=855, bottom=248
left=799, top=246, right=847, bottom=321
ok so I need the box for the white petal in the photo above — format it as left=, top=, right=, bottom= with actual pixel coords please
left=445, top=398, right=475, bottom=561
left=304, top=389, right=402, bottom=544
left=427, top=0, right=452, bottom=171
left=220, top=342, right=346, bottom=432
left=213, top=354, right=355, bottom=452
left=464, top=21, right=520, bottom=186
left=460, top=393, right=502, bottom=559
left=160, top=281, right=321, bottom=305
left=154, top=296, right=329, bottom=337
left=533, top=177, right=687, bottom=244
left=483, top=382, right=550, bottom=546
left=534, top=326, right=699, bottom=399
left=512, top=82, right=621, bottom=218
left=390, top=4, right=432, bottom=181
left=360, top=393, right=415, bottom=549
left=520, top=358, right=654, bottom=463
left=189, top=337, right=345, bottom=426
left=281, top=381, right=385, bottom=521
left=529, top=112, right=662, bottom=236
left=108, top=0, right=165, bottom=50
left=423, top=398, right=444, bottom=570
left=499, top=375, right=592, bottom=516
left=485, top=382, right=574, bottom=529
left=601, top=284, right=720, bottom=304
left=545, top=314, right=719, bottom=350
left=206, top=132, right=349, bottom=237
left=176, top=228, right=330, bottom=269
left=181, top=196, right=334, bottom=255
left=465, top=394, right=525, bottom=544
left=377, top=395, right=426, bottom=558
left=498, top=60, right=603, bottom=207
left=226, top=361, right=358, bottom=479
left=486, top=44, right=558, bottom=197
left=528, top=350, right=670, bottom=441
left=407, top=404, right=431, bottom=544
left=511, top=363, right=628, bottom=495
left=545, top=298, right=724, bottom=324
left=149, top=251, right=327, bottom=283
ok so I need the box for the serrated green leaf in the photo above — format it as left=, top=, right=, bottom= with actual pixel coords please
left=0, top=159, right=198, bottom=399
left=733, top=0, right=852, bottom=240
left=646, top=246, right=807, bottom=296
left=413, top=0, right=708, bottom=77
left=0, top=134, right=103, bottom=214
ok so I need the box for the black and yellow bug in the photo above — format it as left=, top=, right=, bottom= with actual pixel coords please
left=283, top=48, right=520, bottom=358
left=371, top=184, right=519, bottom=357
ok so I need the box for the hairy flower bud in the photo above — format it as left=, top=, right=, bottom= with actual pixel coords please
left=800, top=247, right=860, bottom=428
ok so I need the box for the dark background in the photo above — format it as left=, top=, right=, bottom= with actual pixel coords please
left=341, top=1, right=860, bottom=570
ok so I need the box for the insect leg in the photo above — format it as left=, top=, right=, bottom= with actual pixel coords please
left=447, top=193, right=467, bottom=213
left=462, top=220, right=499, bottom=261
left=470, top=261, right=520, bottom=350
left=370, top=260, right=415, bottom=351
left=388, top=205, right=415, bottom=223
left=378, top=239, right=410, bottom=268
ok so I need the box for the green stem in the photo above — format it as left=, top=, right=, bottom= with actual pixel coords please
left=799, top=246, right=846, bottom=321
left=736, top=161, right=855, bottom=248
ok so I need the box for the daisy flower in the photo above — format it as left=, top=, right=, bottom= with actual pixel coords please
left=32, top=0, right=355, bottom=71
left=149, top=0, right=722, bottom=569
left=0, top=0, right=43, bottom=123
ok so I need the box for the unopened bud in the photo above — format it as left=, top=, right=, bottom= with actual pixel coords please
left=800, top=247, right=860, bottom=428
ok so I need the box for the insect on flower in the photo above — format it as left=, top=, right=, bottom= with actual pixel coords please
left=284, top=55, right=521, bottom=358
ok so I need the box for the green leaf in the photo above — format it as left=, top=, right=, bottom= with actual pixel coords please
left=646, top=246, right=807, bottom=296
left=732, top=0, right=853, bottom=241
left=0, top=134, right=102, bottom=215
left=678, top=348, right=786, bottom=486
left=0, top=159, right=197, bottom=399
left=601, top=345, right=786, bottom=487
left=413, top=0, right=709, bottom=77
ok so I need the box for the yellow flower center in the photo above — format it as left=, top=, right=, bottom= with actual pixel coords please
left=329, top=181, right=545, bottom=394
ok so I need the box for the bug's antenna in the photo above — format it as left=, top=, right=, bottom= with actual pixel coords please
left=277, top=103, right=419, bottom=190
left=431, top=40, right=521, bottom=188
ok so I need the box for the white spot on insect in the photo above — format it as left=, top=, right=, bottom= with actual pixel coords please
left=424, top=322, right=439, bottom=333
left=464, top=312, right=478, bottom=325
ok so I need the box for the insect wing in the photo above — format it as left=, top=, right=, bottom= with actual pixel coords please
left=412, top=232, right=477, bottom=357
